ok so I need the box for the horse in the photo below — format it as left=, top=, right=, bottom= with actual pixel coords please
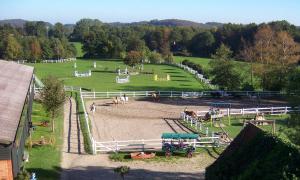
left=112, top=96, right=119, bottom=105
left=119, top=94, right=128, bottom=104
left=184, top=110, right=197, bottom=118
left=151, top=92, right=160, bottom=102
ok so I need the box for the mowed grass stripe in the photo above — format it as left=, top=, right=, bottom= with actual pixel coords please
left=29, top=59, right=209, bottom=91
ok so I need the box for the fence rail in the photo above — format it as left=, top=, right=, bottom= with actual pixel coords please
left=94, top=137, right=220, bottom=153
left=80, top=90, right=283, bottom=99
left=195, top=106, right=298, bottom=117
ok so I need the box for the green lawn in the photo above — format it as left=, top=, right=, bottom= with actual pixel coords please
left=174, top=56, right=260, bottom=88
left=181, top=114, right=290, bottom=139
left=70, top=42, right=84, bottom=57
left=25, top=101, right=63, bottom=180
left=30, top=59, right=209, bottom=91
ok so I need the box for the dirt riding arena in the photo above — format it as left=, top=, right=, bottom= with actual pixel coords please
left=86, top=97, right=288, bottom=142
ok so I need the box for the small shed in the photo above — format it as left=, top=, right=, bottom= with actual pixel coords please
left=0, top=60, right=34, bottom=178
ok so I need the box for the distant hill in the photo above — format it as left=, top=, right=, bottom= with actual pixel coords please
left=0, top=19, right=53, bottom=28
left=0, top=19, right=28, bottom=27
left=0, top=18, right=222, bottom=29
left=109, top=19, right=223, bottom=28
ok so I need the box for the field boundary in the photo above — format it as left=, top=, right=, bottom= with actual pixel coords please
left=80, top=90, right=283, bottom=99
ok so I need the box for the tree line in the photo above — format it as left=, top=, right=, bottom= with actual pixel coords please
left=70, top=19, right=300, bottom=60
left=0, top=22, right=76, bottom=62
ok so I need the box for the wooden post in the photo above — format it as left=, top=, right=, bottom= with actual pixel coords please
left=193, top=139, right=196, bottom=148
left=210, top=116, right=213, bottom=127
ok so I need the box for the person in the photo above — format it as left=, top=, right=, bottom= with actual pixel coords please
left=90, top=102, right=96, bottom=113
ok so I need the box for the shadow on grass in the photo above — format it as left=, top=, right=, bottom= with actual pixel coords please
left=92, top=70, right=116, bottom=74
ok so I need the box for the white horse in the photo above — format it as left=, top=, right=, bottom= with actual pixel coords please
left=120, top=96, right=128, bottom=104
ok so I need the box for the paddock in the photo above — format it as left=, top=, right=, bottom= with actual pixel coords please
left=85, top=97, right=288, bottom=142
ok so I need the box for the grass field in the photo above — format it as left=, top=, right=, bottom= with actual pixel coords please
left=181, top=114, right=290, bottom=139
left=30, top=59, right=209, bottom=91
left=25, top=101, right=63, bottom=180
left=174, top=56, right=261, bottom=88
left=70, top=42, right=84, bottom=57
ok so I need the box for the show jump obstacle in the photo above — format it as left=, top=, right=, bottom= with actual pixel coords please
left=154, top=74, right=170, bottom=81
left=74, top=70, right=92, bottom=77
left=116, top=76, right=130, bottom=83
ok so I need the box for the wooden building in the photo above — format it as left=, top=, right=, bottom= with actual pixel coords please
left=0, top=60, right=34, bottom=178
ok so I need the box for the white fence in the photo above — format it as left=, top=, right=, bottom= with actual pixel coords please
left=80, top=90, right=283, bottom=99
left=94, top=137, right=220, bottom=153
left=116, top=76, right=130, bottom=83
left=74, top=70, right=92, bottom=77
left=176, top=63, right=213, bottom=86
left=195, top=106, right=297, bottom=117
left=42, top=58, right=76, bottom=63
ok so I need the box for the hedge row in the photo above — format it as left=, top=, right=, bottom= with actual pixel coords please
left=181, top=59, right=209, bottom=79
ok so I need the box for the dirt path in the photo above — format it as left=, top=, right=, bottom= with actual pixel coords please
left=61, top=97, right=85, bottom=179
left=60, top=97, right=210, bottom=180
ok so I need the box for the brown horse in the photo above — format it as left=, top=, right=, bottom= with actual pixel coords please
left=151, top=92, right=160, bottom=102
left=184, top=111, right=197, bottom=118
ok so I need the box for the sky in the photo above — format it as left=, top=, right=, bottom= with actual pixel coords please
left=0, top=0, right=299, bottom=25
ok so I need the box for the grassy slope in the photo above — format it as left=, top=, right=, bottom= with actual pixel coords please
left=30, top=59, right=209, bottom=91
left=70, top=42, right=84, bottom=57
left=25, top=102, right=63, bottom=180
left=174, top=56, right=260, bottom=88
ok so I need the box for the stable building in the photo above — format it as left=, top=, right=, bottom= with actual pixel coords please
left=0, top=60, right=34, bottom=179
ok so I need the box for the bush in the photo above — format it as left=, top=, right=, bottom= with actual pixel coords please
left=181, top=59, right=204, bottom=75
left=148, top=51, right=163, bottom=64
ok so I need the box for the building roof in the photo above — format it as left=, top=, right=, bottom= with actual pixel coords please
left=0, top=60, right=34, bottom=144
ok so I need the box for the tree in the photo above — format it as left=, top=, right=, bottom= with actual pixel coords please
left=29, top=38, right=42, bottom=61
left=114, top=166, right=130, bottom=180
left=148, top=51, right=163, bottom=64
left=3, top=34, right=22, bottom=60
left=71, top=19, right=102, bottom=41
left=211, top=43, right=232, bottom=61
left=123, top=51, right=142, bottom=67
left=244, top=25, right=300, bottom=90
left=41, top=76, right=65, bottom=132
left=188, top=31, right=215, bottom=57
left=51, top=38, right=64, bottom=59
left=36, top=21, right=47, bottom=37
left=40, top=38, right=53, bottom=59
left=210, top=44, right=241, bottom=90
left=52, top=23, right=65, bottom=39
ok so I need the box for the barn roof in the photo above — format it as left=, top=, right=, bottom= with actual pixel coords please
left=0, top=60, right=34, bottom=144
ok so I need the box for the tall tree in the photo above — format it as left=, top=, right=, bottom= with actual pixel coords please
left=210, top=44, right=241, bottom=90
left=52, top=23, right=65, bottom=39
left=3, top=34, right=22, bottom=60
left=188, top=31, right=215, bottom=57
left=29, top=38, right=42, bottom=61
left=123, top=51, right=143, bottom=67
left=245, top=25, right=300, bottom=90
left=41, top=76, right=65, bottom=132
